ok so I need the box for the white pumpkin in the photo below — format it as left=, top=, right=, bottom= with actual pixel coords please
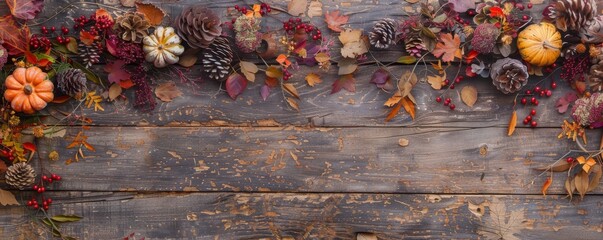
left=143, top=26, right=185, bottom=68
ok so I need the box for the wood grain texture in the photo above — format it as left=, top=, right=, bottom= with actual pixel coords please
left=7, top=126, right=594, bottom=195
left=2, top=192, right=603, bottom=239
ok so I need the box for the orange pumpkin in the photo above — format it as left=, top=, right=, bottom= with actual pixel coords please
left=4, top=67, right=54, bottom=114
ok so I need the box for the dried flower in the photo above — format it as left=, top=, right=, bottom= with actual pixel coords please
left=116, top=40, right=145, bottom=64
left=572, top=92, right=603, bottom=127
left=8, top=115, right=20, bottom=126
left=471, top=23, right=500, bottom=53
left=234, top=15, right=262, bottom=53
left=501, top=35, right=513, bottom=45
left=48, top=150, right=59, bottom=161
left=33, top=126, right=44, bottom=138
left=115, top=12, right=150, bottom=43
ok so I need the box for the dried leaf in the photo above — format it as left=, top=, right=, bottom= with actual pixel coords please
left=339, top=29, right=368, bottom=58
left=325, top=11, right=349, bottom=32
left=135, top=2, right=165, bottom=26
left=305, top=73, right=322, bottom=87
left=7, top=0, right=44, bottom=20
left=286, top=97, right=300, bottom=112
left=282, top=83, right=300, bottom=99
left=0, top=189, right=19, bottom=206
left=587, top=164, right=602, bottom=191
left=0, top=15, right=30, bottom=55
left=356, top=233, right=377, bottom=240
left=332, top=74, right=356, bottom=94
left=385, top=98, right=403, bottom=122
left=405, top=0, right=420, bottom=3
left=288, top=0, right=307, bottom=16
left=398, top=71, right=418, bottom=98
left=307, top=0, right=323, bottom=18
left=338, top=58, right=358, bottom=75
left=448, top=0, right=476, bottom=12
left=384, top=92, right=402, bottom=107
left=108, top=83, right=122, bottom=101
left=477, top=199, right=525, bottom=240
left=51, top=215, right=82, bottom=222
left=542, top=177, right=552, bottom=196
left=537, top=160, right=571, bottom=172
left=555, top=92, right=578, bottom=113
left=0, top=161, right=7, bottom=173
left=95, top=8, right=113, bottom=22
left=565, top=178, right=575, bottom=199
left=240, top=61, right=259, bottom=82
left=508, top=111, right=517, bottom=136
left=260, top=84, right=271, bottom=101
left=398, top=138, right=409, bottom=147
left=104, top=60, right=131, bottom=84
left=155, top=81, right=182, bottom=102
left=178, top=48, right=200, bottom=67
left=575, top=170, right=589, bottom=199
left=432, top=33, right=462, bottom=62
left=427, top=74, right=445, bottom=90
left=276, top=54, right=291, bottom=68
left=401, top=96, right=416, bottom=120
left=461, top=85, right=478, bottom=107
left=266, top=66, right=283, bottom=79
left=225, top=73, right=247, bottom=100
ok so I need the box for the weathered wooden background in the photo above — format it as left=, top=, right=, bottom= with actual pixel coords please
left=2, top=0, right=603, bottom=239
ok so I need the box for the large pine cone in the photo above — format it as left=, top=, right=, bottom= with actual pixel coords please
left=115, top=12, right=150, bottom=43
left=202, top=37, right=233, bottom=81
left=5, top=162, right=36, bottom=190
left=0, top=45, right=7, bottom=69
left=546, top=0, right=597, bottom=32
left=57, top=68, right=87, bottom=97
left=581, top=16, right=603, bottom=43
left=490, top=58, right=529, bottom=94
left=175, top=6, right=222, bottom=49
left=369, top=18, right=397, bottom=49
left=589, top=46, right=603, bottom=91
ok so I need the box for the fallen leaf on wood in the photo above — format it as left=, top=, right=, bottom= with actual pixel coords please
left=104, top=60, right=131, bottom=84
left=240, top=61, right=259, bottom=82
left=0, top=188, right=19, bottom=206
left=384, top=92, right=402, bottom=107
left=325, top=11, right=349, bottom=32
left=432, top=33, right=462, bottom=62
left=108, top=83, right=122, bottom=101
left=225, top=73, right=247, bottom=100
left=397, top=56, right=417, bottom=64
left=136, top=2, right=165, bottom=26
left=120, top=0, right=136, bottom=7
left=338, top=58, right=358, bottom=75
left=51, top=215, right=82, bottom=222
left=542, top=177, right=552, bottom=196
left=565, top=178, right=576, bottom=200
left=356, top=232, right=377, bottom=240
left=307, top=0, right=323, bottom=18
left=286, top=97, right=300, bottom=112
left=477, top=199, right=525, bottom=240
left=398, top=138, right=409, bottom=147
left=398, top=71, right=418, bottom=98
left=461, top=85, right=478, bottom=107
left=448, top=0, right=476, bottom=12
left=555, top=92, right=578, bottom=113
left=305, top=73, right=322, bottom=86
left=0, top=161, right=7, bottom=173
left=508, top=111, right=517, bottom=136
left=0, top=16, right=30, bottom=55
left=575, top=170, right=589, bottom=199
left=288, top=0, right=308, bottom=16
left=178, top=48, right=200, bottom=67
left=401, top=96, right=416, bottom=120
left=260, top=85, right=270, bottom=101
left=155, top=81, right=182, bottom=102
left=385, top=98, right=403, bottom=122
left=266, top=66, right=283, bottom=78
left=405, top=0, right=421, bottom=3
left=427, top=74, right=445, bottom=90
left=95, top=8, right=114, bottom=22
left=588, top=164, right=602, bottom=191
left=332, top=74, right=356, bottom=94
left=339, top=29, right=368, bottom=58
left=282, top=83, right=300, bottom=99
left=537, top=160, right=571, bottom=172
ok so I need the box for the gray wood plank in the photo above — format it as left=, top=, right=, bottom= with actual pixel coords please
left=10, top=126, right=597, bottom=194
left=1, top=192, right=601, bottom=239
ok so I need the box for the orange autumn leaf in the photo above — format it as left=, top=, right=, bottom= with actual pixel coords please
left=245, top=4, right=262, bottom=18
left=542, top=177, right=552, bottom=196
left=118, top=79, right=135, bottom=89
left=385, top=98, right=403, bottom=122
left=400, top=96, right=415, bottom=120
left=276, top=54, right=291, bottom=68
left=489, top=6, right=505, bottom=18
left=95, top=8, right=113, bottom=22
left=325, top=11, right=349, bottom=32
left=508, top=111, right=517, bottom=136
left=80, top=30, right=97, bottom=45
left=432, top=33, right=462, bottom=62
left=135, top=2, right=165, bottom=26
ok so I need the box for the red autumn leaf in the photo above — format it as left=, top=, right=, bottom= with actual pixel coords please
left=25, top=51, right=51, bottom=67
left=465, top=50, right=479, bottom=64
left=118, top=79, right=135, bottom=89
left=22, top=142, right=36, bottom=152
left=432, top=33, right=462, bottom=62
left=325, top=11, right=349, bottom=32
left=465, top=66, right=477, bottom=77
left=104, top=60, right=131, bottom=84
left=80, top=30, right=97, bottom=46
left=226, top=73, right=247, bottom=100
left=556, top=92, right=578, bottom=113
left=489, top=6, right=505, bottom=18
left=0, top=15, right=30, bottom=55
left=265, top=77, right=278, bottom=88
left=332, top=74, right=356, bottom=94
left=6, top=0, right=44, bottom=20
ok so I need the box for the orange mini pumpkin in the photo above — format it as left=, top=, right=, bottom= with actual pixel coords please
left=4, top=67, right=54, bottom=114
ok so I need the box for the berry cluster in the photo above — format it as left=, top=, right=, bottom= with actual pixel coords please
left=434, top=75, right=465, bottom=111
left=522, top=108, right=538, bottom=127
left=26, top=174, right=62, bottom=211
left=234, top=3, right=271, bottom=16
left=561, top=55, right=589, bottom=83
left=1, top=148, right=16, bottom=161
left=435, top=97, right=456, bottom=110
left=30, top=26, right=72, bottom=50
left=283, top=68, right=293, bottom=81
left=519, top=83, right=555, bottom=107
left=283, top=18, right=322, bottom=41
left=73, top=14, right=114, bottom=33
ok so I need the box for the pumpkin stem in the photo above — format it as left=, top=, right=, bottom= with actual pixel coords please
left=23, top=84, right=33, bottom=95
left=542, top=41, right=560, bottom=50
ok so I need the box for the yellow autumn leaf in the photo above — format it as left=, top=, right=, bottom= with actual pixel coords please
left=427, top=73, right=445, bottom=90
left=305, top=73, right=322, bottom=87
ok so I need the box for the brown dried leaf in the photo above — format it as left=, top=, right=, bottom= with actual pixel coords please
left=288, top=0, right=308, bottom=16
left=339, top=29, right=368, bottom=58
left=385, top=98, right=403, bottom=122
left=398, top=71, right=418, bottom=98
left=338, top=58, right=358, bottom=75
left=384, top=92, right=402, bottom=107
left=432, top=33, right=462, bottom=62
left=0, top=189, right=19, bottom=206
left=0, top=161, right=6, bottom=173
left=508, top=111, right=517, bottom=136
left=427, top=74, right=445, bottom=90
left=108, top=83, right=122, bottom=101
left=477, top=198, right=525, bottom=240
left=286, top=97, right=300, bottom=112
left=565, top=177, right=575, bottom=200
left=356, top=233, right=377, bottom=240
left=542, top=177, right=552, bottom=196
left=405, top=0, right=421, bottom=3
left=575, top=171, right=589, bottom=199
left=461, top=85, right=477, bottom=107
left=240, top=61, right=258, bottom=82
left=587, top=164, right=602, bottom=191
left=266, top=65, right=283, bottom=78
left=177, top=48, right=200, bottom=67
left=155, top=81, right=182, bottom=102
left=325, top=11, right=349, bottom=32
left=136, top=2, right=165, bottom=26
left=282, top=83, right=300, bottom=99
left=305, top=73, right=322, bottom=87
left=401, top=97, right=416, bottom=120
left=307, top=0, right=323, bottom=18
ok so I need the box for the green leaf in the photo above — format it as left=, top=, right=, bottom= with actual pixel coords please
left=51, top=215, right=83, bottom=223
left=396, top=56, right=417, bottom=64
left=35, top=53, right=56, bottom=63
left=432, top=14, right=446, bottom=23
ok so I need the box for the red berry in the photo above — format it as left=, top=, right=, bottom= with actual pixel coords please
left=51, top=26, right=56, bottom=32
left=527, top=3, right=533, bottom=9
left=34, top=204, right=39, bottom=209
left=530, top=109, right=536, bottom=115
left=567, top=157, right=574, bottom=163
left=551, top=82, right=557, bottom=89
left=42, top=175, right=48, bottom=181
left=525, top=90, right=532, bottom=94
left=521, top=98, right=527, bottom=105
left=455, top=78, right=461, bottom=84
left=531, top=121, right=537, bottom=127
left=546, top=90, right=552, bottom=97
left=526, top=115, right=532, bottom=121
left=27, top=201, right=33, bottom=206
left=449, top=104, right=455, bottom=110
left=445, top=98, right=451, bottom=103
left=33, top=185, right=38, bottom=190
left=436, top=97, right=442, bottom=103
left=522, top=15, right=529, bottom=21
left=38, top=187, right=45, bottom=193
left=534, top=86, right=541, bottom=92
left=234, top=5, right=239, bottom=10
left=523, top=119, right=529, bottom=125
left=531, top=97, right=536, bottom=103
left=43, top=205, right=49, bottom=210
left=533, top=100, right=539, bottom=106
left=450, top=84, right=455, bottom=89
left=444, top=101, right=450, bottom=106
left=47, top=198, right=52, bottom=204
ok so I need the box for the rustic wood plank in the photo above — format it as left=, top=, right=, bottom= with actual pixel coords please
left=6, top=126, right=593, bottom=194
left=1, top=192, right=602, bottom=239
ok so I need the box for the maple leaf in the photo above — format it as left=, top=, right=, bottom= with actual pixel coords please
left=104, top=60, right=131, bottom=84
left=0, top=15, right=30, bottom=55
left=477, top=199, right=526, bottom=240
left=432, top=33, right=462, bottom=62
left=6, top=0, right=44, bottom=20
left=325, top=11, right=349, bottom=32
left=332, top=74, right=356, bottom=94
left=305, top=73, right=322, bottom=87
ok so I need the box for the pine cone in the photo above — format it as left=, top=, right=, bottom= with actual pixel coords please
left=546, top=0, right=597, bottom=32
left=490, top=58, right=529, bottom=94
left=57, top=68, right=87, bottom=97
left=5, top=162, right=36, bottom=190
left=115, top=12, right=150, bottom=43
left=369, top=18, right=397, bottom=49
left=588, top=46, right=603, bottom=91
left=175, top=6, right=222, bottom=49
left=79, top=43, right=100, bottom=67
left=202, top=37, right=233, bottom=81
left=0, top=45, right=7, bottom=69
left=404, top=32, right=425, bottom=58
left=234, top=15, right=262, bottom=53
left=581, top=16, right=603, bottom=43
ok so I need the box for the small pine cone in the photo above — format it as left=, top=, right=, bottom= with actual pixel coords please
left=404, top=33, right=425, bottom=58
left=202, top=37, right=233, bottom=81
left=175, top=6, right=222, bottom=49
left=0, top=45, right=7, bottom=69
left=369, top=18, right=397, bottom=49
left=546, top=0, right=597, bottom=32
left=234, top=15, right=262, bottom=53
left=490, top=58, right=529, bottom=94
left=57, top=68, right=88, bottom=97
left=114, top=12, right=150, bottom=43
left=5, top=162, right=36, bottom=190
left=79, top=43, right=100, bottom=67
left=581, top=16, right=603, bottom=43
